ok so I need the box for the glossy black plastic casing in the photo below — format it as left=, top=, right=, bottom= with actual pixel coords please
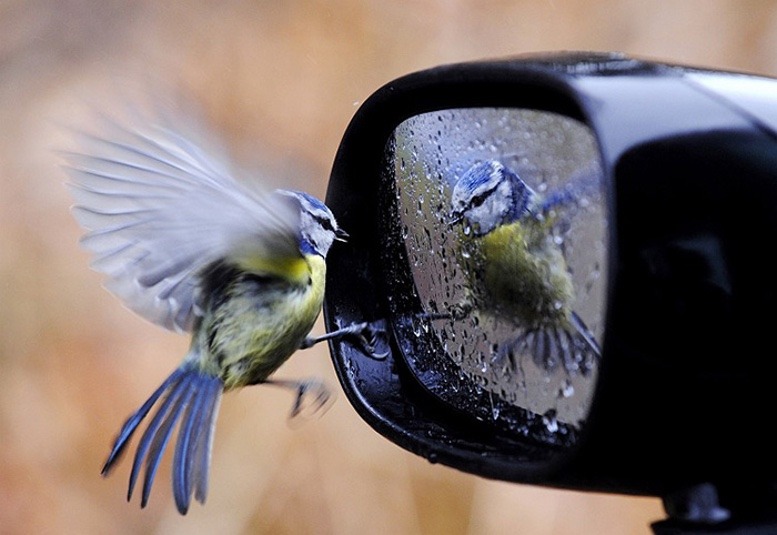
left=323, top=52, right=777, bottom=502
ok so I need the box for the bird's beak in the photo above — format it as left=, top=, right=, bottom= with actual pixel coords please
left=335, top=228, right=349, bottom=242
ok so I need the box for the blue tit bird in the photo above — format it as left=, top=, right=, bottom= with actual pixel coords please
left=449, top=160, right=601, bottom=376
left=63, top=104, right=379, bottom=514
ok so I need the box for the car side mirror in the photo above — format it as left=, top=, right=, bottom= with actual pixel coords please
left=323, top=52, right=777, bottom=533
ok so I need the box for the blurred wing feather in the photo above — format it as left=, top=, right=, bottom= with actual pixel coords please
left=63, top=108, right=301, bottom=332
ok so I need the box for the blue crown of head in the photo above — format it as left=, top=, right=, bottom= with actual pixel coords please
left=276, top=189, right=339, bottom=257
left=454, top=160, right=535, bottom=226
left=288, top=190, right=329, bottom=214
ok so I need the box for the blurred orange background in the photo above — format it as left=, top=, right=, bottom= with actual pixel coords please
left=2, top=1, right=775, bottom=533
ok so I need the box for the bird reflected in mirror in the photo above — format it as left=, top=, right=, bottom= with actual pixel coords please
left=445, top=159, right=601, bottom=376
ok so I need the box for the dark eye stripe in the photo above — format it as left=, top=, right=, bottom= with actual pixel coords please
left=315, top=215, right=335, bottom=231
left=470, top=183, right=500, bottom=208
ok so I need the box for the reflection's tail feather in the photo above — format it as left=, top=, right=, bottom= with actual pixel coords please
left=570, top=312, right=601, bottom=358
left=506, top=315, right=600, bottom=376
left=101, top=366, right=223, bottom=514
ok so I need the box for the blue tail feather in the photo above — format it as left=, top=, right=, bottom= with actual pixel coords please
left=191, top=378, right=222, bottom=505
left=140, top=373, right=196, bottom=508
left=101, top=367, right=186, bottom=476
left=101, top=366, right=223, bottom=514
left=127, top=371, right=189, bottom=502
left=172, top=376, right=209, bottom=513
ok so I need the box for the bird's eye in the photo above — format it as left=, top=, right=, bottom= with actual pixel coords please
left=317, top=216, right=335, bottom=231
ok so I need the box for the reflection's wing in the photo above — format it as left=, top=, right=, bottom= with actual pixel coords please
left=539, top=166, right=603, bottom=216
left=64, top=107, right=300, bottom=332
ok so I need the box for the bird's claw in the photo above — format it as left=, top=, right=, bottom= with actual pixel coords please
left=289, top=379, right=333, bottom=420
left=301, top=320, right=389, bottom=359
left=421, top=301, right=473, bottom=322
left=347, top=320, right=389, bottom=360
left=450, top=302, right=473, bottom=321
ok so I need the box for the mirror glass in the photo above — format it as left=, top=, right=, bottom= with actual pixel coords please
left=380, top=108, right=607, bottom=443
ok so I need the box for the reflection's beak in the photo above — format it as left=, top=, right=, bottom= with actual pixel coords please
left=335, top=227, right=350, bottom=242
left=448, top=210, right=463, bottom=227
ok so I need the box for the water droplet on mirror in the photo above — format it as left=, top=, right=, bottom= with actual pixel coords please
left=489, top=393, right=501, bottom=420
left=542, top=409, right=559, bottom=433
left=559, top=380, right=575, bottom=399
left=412, top=323, right=422, bottom=338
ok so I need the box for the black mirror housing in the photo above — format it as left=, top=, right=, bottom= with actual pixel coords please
left=323, top=52, right=777, bottom=513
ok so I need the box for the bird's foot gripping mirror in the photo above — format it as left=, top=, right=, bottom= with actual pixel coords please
left=324, top=53, right=777, bottom=533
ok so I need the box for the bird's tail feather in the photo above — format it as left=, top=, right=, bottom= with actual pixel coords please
left=101, top=366, right=223, bottom=514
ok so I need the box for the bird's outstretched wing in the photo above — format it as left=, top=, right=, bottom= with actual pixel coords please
left=63, top=105, right=301, bottom=333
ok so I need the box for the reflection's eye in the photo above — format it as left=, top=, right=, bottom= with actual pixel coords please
left=380, top=107, right=608, bottom=446
left=469, top=190, right=490, bottom=209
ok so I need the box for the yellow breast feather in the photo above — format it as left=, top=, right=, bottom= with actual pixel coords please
left=237, top=253, right=312, bottom=286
